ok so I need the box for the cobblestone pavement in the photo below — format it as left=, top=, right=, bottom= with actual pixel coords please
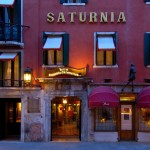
left=0, top=141, right=150, bottom=150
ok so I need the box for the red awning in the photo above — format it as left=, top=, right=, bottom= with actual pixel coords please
left=137, top=86, right=150, bottom=108
left=0, top=0, right=15, bottom=7
left=88, top=86, right=120, bottom=108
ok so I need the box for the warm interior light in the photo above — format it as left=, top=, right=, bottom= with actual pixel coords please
left=63, top=99, right=67, bottom=104
left=24, top=67, right=32, bottom=83
left=24, top=73, right=31, bottom=82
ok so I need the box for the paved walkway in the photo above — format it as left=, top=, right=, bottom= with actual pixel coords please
left=0, top=141, right=150, bottom=150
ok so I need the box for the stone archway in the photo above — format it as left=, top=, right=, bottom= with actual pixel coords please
left=51, top=96, right=81, bottom=141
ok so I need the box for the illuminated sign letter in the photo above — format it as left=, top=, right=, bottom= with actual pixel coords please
left=100, top=12, right=108, bottom=22
left=117, top=12, right=126, bottom=23
left=89, top=12, right=97, bottom=23
left=57, top=12, right=66, bottom=23
left=79, top=12, right=87, bottom=23
left=68, top=12, right=76, bottom=23
left=111, top=12, right=115, bottom=22
left=47, top=12, right=55, bottom=22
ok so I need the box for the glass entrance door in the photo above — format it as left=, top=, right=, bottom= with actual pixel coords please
left=7, top=101, right=21, bottom=136
left=51, top=96, right=81, bottom=141
left=120, top=104, right=135, bottom=141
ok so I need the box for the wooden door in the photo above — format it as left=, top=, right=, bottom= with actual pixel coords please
left=120, top=104, right=135, bottom=141
left=0, top=101, right=6, bottom=140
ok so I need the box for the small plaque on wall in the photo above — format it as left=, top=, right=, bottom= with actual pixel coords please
left=27, top=97, right=40, bottom=113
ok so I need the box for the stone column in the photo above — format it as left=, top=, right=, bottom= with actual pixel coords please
left=78, top=91, right=88, bottom=141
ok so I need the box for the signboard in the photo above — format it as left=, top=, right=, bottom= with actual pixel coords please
left=44, top=67, right=86, bottom=78
left=47, top=11, right=126, bottom=23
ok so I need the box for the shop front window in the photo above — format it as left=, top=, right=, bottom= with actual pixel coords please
left=95, top=107, right=117, bottom=131
left=139, top=108, right=150, bottom=131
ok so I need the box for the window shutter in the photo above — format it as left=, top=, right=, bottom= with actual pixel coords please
left=18, top=52, right=22, bottom=86
left=43, top=51, right=48, bottom=65
left=63, top=33, right=69, bottom=66
left=113, top=33, right=117, bottom=65
left=144, top=33, right=150, bottom=66
left=0, top=60, right=2, bottom=87
left=42, top=32, right=47, bottom=45
left=81, top=0, right=88, bottom=3
left=60, top=0, right=66, bottom=4
left=14, top=0, right=21, bottom=42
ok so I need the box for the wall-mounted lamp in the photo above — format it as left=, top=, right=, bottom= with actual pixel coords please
left=24, top=67, right=40, bottom=87
left=24, top=67, right=32, bottom=83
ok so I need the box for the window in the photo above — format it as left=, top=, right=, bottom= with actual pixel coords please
left=0, top=52, right=21, bottom=87
left=145, top=0, right=150, bottom=4
left=139, top=108, right=150, bottom=131
left=0, top=0, right=21, bottom=42
left=94, top=32, right=117, bottom=67
left=60, top=0, right=88, bottom=5
left=95, top=107, right=117, bottom=131
left=144, top=32, right=150, bottom=66
left=43, top=32, right=69, bottom=67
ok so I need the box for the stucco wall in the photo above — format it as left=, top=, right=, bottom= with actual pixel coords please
left=94, top=132, right=118, bottom=142
left=138, top=132, right=150, bottom=142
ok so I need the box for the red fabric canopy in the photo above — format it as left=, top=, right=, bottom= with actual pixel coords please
left=137, top=86, right=150, bottom=108
left=88, top=86, right=120, bottom=108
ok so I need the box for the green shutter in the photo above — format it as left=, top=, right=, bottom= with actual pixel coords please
left=43, top=51, right=48, bottom=65
left=63, top=33, right=69, bottom=66
left=18, top=52, right=22, bottom=86
left=0, top=61, right=2, bottom=86
left=144, top=33, right=150, bottom=66
left=13, top=0, right=21, bottom=42
left=42, top=32, right=47, bottom=45
left=113, top=33, right=117, bottom=65
left=81, top=0, right=88, bottom=3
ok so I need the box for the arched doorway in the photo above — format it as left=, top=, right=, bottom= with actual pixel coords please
left=51, top=96, right=81, bottom=141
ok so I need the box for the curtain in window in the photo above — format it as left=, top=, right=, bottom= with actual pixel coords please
left=48, top=51, right=54, bottom=65
left=57, top=50, right=63, bottom=65
left=14, top=55, right=19, bottom=80
left=97, top=51, right=104, bottom=65
left=3, top=60, right=11, bottom=80
left=106, top=51, right=113, bottom=65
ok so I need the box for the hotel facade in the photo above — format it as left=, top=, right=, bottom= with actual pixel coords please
left=1, top=0, right=150, bottom=142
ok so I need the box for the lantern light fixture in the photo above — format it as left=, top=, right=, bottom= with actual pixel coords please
left=24, top=67, right=32, bottom=83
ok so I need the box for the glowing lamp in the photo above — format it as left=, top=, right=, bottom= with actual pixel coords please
left=24, top=67, right=32, bottom=83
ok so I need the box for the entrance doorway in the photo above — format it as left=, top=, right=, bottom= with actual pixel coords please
left=0, top=98, right=21, bottom=141
left=51, top=96, right=81, bottom=141
left=120, top=103, right=135, bottom=141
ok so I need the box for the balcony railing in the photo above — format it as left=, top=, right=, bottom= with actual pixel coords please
left=0, top=79, right=24, bottom=87
left=0, top=23, right=29, bottom=42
